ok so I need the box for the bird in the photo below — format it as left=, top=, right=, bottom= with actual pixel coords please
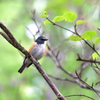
left=18, top=36, right=48, bottom=73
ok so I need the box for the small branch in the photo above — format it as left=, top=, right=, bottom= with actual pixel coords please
left=74, top=24, right=100, bottom=57
left=94, top=63, right=100, bottom=71
left=53, top=38, right=69, bottom=50
left=49, top=74, right=100, bottom=93
left=65, top=94, right=95, bottom=100
left=0, top=22, right=66, bottom=100
left=95, top=81, right=100, bottom=85
left=75, top=71, right=100, bottom=97
left=48, top=74, right=77, bottom=83
left=77, top=54, right=100, bottom=73
left=31, top=10, right=41, bottom=35
left=78, top=62, right=90, bottom=77
left=47, top=44, right=76, bottom=78
left=77, top=54, right=100, bottom=64
left=46, top=17, right=75, bottom=34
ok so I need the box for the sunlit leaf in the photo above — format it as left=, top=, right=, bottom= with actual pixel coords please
left=43, top=11, right=47, bottom=16
left=92, top=52, right=100, bottom=59
left=38, top=14, right=45, bottom=17
left=69, top=35, right=82, bottom=41
left=53, top=16, right=64, bottom=22
left=95, top=37, right=100, bottom=43
left=43, top=20, right=50, bottom=25
left=81, top=30, right=97, bottom=40
left=76, top=20, right=88, bottom=25
left=38, top=11, right=47, bottom=18
left=63, top=12, right=77, bottom=22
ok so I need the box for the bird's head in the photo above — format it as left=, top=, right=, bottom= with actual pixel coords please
left=35, top=36, right=48, bottom=44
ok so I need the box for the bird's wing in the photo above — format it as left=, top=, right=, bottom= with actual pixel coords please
left=28, top=42, right=37, bottom=52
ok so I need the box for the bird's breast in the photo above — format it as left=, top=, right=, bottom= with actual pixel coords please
left=30, top=44, right=46, bottom=60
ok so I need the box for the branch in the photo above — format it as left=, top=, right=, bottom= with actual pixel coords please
left=65, top=94, right=95, bottom=100
left=46, top=17, right=75, bottom=34
left=45, top=17, right=100, bottom=97
left=47, top=44, right=77, bottom=78
left=0, top=22, right=66, bottom=100
left=77, top=54, right=100, bottom=64
left=95, top=81, right=100, bottom=85
left=75, top=71, right=100, bottom=97
left=49, top=74, right=100, bottom=93
left=46, top=17, right=100, bottom=57
left=77, top=54, right=100, bottom=72
left=74, top=24, right=100, bottom=57
left=48, top=74, right=77, bottom=83
left=52, top=38, right=69, bottom=50
left=31, top=10, right=41, bottom=35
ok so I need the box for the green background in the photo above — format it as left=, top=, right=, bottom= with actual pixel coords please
left=0, top=0, right=100, bottom=100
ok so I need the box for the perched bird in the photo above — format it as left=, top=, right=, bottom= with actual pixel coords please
left=18, top=36, right=48, bottom=73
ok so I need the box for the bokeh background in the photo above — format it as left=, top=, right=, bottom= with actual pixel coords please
left=0, top=0, right=100, bottom=100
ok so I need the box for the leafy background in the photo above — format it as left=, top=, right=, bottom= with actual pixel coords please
left=0, top=0, right=100, bottom=100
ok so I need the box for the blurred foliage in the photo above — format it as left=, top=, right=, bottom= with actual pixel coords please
left=0, top=0, right=100, bottom=100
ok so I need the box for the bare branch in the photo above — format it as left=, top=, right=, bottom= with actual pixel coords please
left=48, top=74, right=77, bottom=83
left=47, top=44, right=77, bottom=78
left=65, top=94, right=95, bottom=100
left=95, top=81, right=100, bottom=85
left=49, top=74, right=100, bottom=93
left=53, top=38, right=69, bottom=50
left=77, top=54, right=100, bottom=64
left=75, top=71, right=100, bottom=97
left=31, top=10, right=41, bottom=35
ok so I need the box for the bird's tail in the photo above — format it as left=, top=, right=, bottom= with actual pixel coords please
left=18, top=63, right=26, bottom=73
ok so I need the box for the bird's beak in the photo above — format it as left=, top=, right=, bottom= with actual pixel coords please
left=44, top=38, right=48, bottom=41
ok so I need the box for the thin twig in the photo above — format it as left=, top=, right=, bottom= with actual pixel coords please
left=52, top=38, right=69, bottom=50
left=75, top=71, right=100, bottom=97
left=65, top=94, right=95, bottom=100
left=77, top=54, right=100, bottom=64
left=49, top=74, right=100, bottom=93
left=46, top=17, right=75, bottom=34
left=48, top=74, right=77, bottom=83
left=95, top=81, right=100, bottom=85
left=47, top=44, right=77, bottom=78
left=31, top=10, right=41, bottom=35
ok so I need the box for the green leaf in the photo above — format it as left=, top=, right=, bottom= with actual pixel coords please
left=38, top=11, right=47, bottom=18
left=38, top=14, right=45, bottom=17
left=69, top=35, right=82, bottom=41
left=81, top=30, right=97, bottom=40
left=43, top=20, right=50, bottom=25
left=53, top=16, right=64, bottom=22
left=95, top=37, right=100, bottom=43
left=43, top=11, right=47, bottom=16
left=63, top=12, right=77, bottom=22
left=92, top=52, right=100, bottom=59
left=76, top=20, right=88, bottom=25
